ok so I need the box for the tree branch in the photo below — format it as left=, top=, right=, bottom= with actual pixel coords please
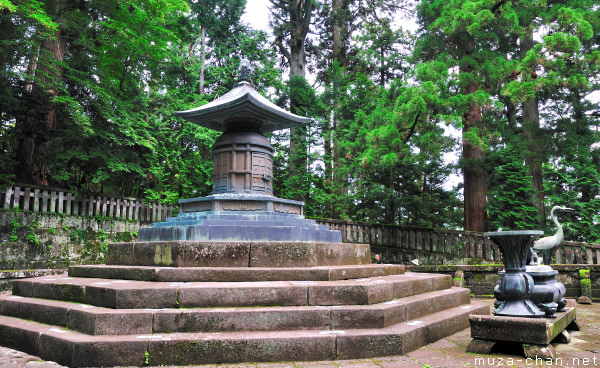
left=403, top=113, right=420, bottom=144
left=275, top=38, right=292, bottom=62
left=491, top=0, right=510, bottom=14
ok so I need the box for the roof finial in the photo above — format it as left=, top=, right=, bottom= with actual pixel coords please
left=239, top=58, right=251, bottom=83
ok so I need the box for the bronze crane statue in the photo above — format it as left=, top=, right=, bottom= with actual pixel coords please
left=532, top=206, right=575, bottom=265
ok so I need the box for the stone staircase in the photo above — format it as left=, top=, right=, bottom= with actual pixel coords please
left=0, top=254, right=489, bottom=367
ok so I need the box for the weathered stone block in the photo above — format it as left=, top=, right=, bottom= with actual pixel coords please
left=469, top=307, right=577, bottom=345
left=316, top=242, right=371, bottom=266
left=69, top=265, right=158, bottom=281
left=178, top=283, right=307, bottom=307
left=70, top=337, right=149, bottom=367
left=84, top=285, right=177, bottom=309
left=0, top=317, right=43, bottom=356
left=249, top=242, right=370, bottom=267
left=250, top=242, right=318, bottom=267
left=147, top=332, right=336, bottom=365
left=106, top=242, right=135, bottom=265
left=403, top=290, right=463, bottom=321
left=328, top=264, right=405, bottom=281
left=393, top=274, right=451, bottom=299
left=173, top=242, right=250, bottom=267
left=337, top=326, right=425, bottom=359
left=37, top=331, right=75, bottom=366
left=423, top=306, right=478, bottom=343
left=69, top=309, right=153, bottom=335
left=154, top=307, right=329, bottom=333
left=331, top=304, right=406, bottom=329
left=0, top=297, right=68, bottom=327
left=27, top=280, right=85, bottom=303
left=309, top=282, right=394, bottom=305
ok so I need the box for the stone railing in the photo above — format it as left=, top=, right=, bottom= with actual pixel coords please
left=2, top=185, right=175, bottom=222
left=314, top=218, right=499, bottom=263
left=559, top=241, right=600, bottom=265
left=315, top=218, right=600, bottom=265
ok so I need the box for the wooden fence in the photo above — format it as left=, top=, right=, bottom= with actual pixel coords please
left=316, top=218, right=600, bottom=265
left=2, top=186, right=175, bottom=222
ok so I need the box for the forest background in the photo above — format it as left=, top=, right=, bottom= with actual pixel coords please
left=0, top=0, right=599, bottom=242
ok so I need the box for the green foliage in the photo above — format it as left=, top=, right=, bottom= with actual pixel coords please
left=487, top=142, right=541, bottom=230
left=25, top=225, right=40, bottom=245
left=10, top=216, right=19, bottom=242
left=0, top=0, right=598, bottom=239
left=0, top=0, right=283, bottom=206
left=579, top=269, right=590, bottom=279
left=272, top=76, right=325, bottom=211
left=544, top=151, right=600, bottom=243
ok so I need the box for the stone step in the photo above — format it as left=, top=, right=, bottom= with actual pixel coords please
left=0, top=302, right=490, bottom=367
left=12, top=273, right=451, bottom=309
left=335, top=302, right=491, bottom=360
left=68, top=264, right=406, bottom=282
left=0, top=287, right=469, bottom=335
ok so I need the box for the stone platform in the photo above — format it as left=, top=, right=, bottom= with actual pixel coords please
left=0, top=263, right=489, bottom=367
left=138, top=207, right=342, bottom=243
left=106, top=241, right=370, bottom=268
left=467, top=300, right=580, bottom=359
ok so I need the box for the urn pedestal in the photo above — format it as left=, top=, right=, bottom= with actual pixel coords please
left=495, top=265, right=567, bottom=318
left=468, top=231, right=579, bottom=360
left=486, top=231, right=545, bottom=318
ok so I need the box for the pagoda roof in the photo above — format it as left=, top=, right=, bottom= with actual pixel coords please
left=175, top=82, right=310, bottom=133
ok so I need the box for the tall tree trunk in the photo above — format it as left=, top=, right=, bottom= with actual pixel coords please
left=270, top=0, right=313, bottom=201
left=323, top=106, right=333, bottom=190
left=520, top=28, right=545, bottom=227
left=24, top=44, right=39, bottom=93
left=462, top=72, right=487, bottom=232
left=288, top=36, right=307, bottom=182
left=331, top=0, right=349, bottom=216
left=199, top=25, right=206, bottom=95
left=16, top=0, right=66, bottom=185
left=380, top=46, right=385, bottom=87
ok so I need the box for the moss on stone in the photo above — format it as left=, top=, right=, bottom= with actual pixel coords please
left=580, top=269, right=593, bottom=298
left=467, top=258, right=484, bottom=265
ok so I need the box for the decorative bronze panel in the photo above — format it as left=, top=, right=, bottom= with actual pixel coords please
left=181, top=201, right=212, bottom=213
left=213, top=152, right=229, bottom=193
left=274, top=203, right=301, bottom=215
left=252, top=152, right=273, bottom=193
left=222, top=201, right=265, bottom=211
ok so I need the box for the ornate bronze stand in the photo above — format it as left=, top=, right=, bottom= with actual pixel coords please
left=486, top=230, right=545, bottom=318
left=467, top=230, right=580, bottom=359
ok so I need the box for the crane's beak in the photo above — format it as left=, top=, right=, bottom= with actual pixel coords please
left=562, top=207, right=576, bottom=213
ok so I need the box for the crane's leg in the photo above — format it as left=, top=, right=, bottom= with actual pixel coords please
left=527, top=248, right=538, bottom=265
left=542, top=251, right=551, bottom=266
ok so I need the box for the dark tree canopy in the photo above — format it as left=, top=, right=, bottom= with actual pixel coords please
left=1, top=0, right=599, bottom=242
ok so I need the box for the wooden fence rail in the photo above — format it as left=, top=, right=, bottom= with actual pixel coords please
left=2, top=186, right=175, bottom=222
left=315, top=218, right=600, bottom=265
